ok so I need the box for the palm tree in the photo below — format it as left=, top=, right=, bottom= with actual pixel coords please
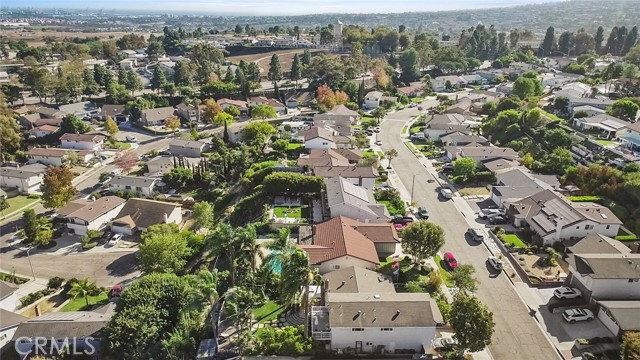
left=385, top=149, right=398, bottom=169
left=371, top=107, right=388, bottom=125
left=303, top=268, right=323, bottom=337
left=68, top=278, right=98, bottom=308
left=208, top=224, right=239, bottom=285
left=279, top=248, right=311, bottom=306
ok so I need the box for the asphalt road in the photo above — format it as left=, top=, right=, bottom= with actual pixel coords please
left=379, top=109, right=560, bottom=360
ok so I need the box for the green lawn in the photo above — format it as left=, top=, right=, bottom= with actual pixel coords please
left=502, top=234, right=527, bottom=248
left=254, top=300, right=286, bottom=323
left=377, top=151, right=384, bottom=157
left=405, top=142, right=418, bottom=153
left=106, top=141, right=131, bottom=150
left=401, top=126, right=409, bottom=134
left=2, top=196, right=39, bottom=216
left=595, top=139, right=615, bottom=147
left=273, top=206, right=309, bottom=219
left=411, top=97, right=424, bottom=103
left=360, top=117, right=376, bottom=126
left=61, top=294, right=109, bottom=312
left=434, top=255, right=454, bottom=287
left=287, top=143, right=303, bottom=150
left=409, top=126, right=424, bottom=134
left=540, top=110, right=564, bottom=122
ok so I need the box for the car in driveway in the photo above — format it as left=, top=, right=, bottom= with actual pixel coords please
left=125, top=136, right=137, bottom=143
left=443, top=252, right=458, bottom=270
left=466, top=228, right=485, bottom=241
left=487, top=256, right=504, bottom=271
left=392, top=215, right=415, bottom=225
left=478, top=208, right=506, bottom=219
left=554, top=287, right=583, bottom=300
left=416, top=207, right=429, bottom=219
left=441, top=163, right=454, bottom=173
left=107, top=233, right=123, bottom=247
left=440, top=188, right=453, bottom=199
left=432, top=336, right=458, bottom=351
left=562, top=308, right=594, bottom=323
left=489, top=216, right=508, bottom=225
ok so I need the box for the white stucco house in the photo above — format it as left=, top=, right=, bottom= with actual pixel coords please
left=364, top=91, right=383, bottom=109
left=313, top=166, right=378, bottom=190
left=60, top=133, right=105, bottom=151
left=169, top=139, right=210, bottom=158
left=109, top=176, right=157, bottom=197
left=0, top=309, right=27, bottom=349
left=303, top=126, right=337, bottom=150
left=617, top=121, right=640, bottom=151
left=0, top=164, right=47, bottom=194
left=325, top=177, right=391, bottom=223
left=58, top=196, right=126, bottom=236
left=26, top=148, right=93, bottom=167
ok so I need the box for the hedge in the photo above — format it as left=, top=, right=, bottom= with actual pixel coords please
left=262, top=172, right=324, bottom=196
left=615, top=235, right=638, bottom=241
left=567, top=196, right=601, bottom=202
left=230, top=188, right=269, bottom=226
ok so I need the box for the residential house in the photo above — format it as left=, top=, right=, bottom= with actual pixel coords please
left=572, top=105, right=606, bottom=118
left=440, top=133, right=490, bottom=147
left=169, top=139, right=210, bottom=158
left=303, top=126, right=337, bottom=150
left=567, top=253, right=640, bottom=302
left=111, top=198, right=182, bottom=235
left=299, top=216, right=395, bottom=274
left=217, top=98, right=249, bottom=115
left=445, top=99, right=473, bottom=115
left=555, top=82, right=591, bottom=99
left=325, top=177, right=391, bottom=223
left=0, top=164, right=47, bottom=194
left=461, top=74, right=488, bottom=85
left=0, top=71, right=10, bottom=83
left=313, top=109, right=356, bottom=136
left=58, top=101, right=100, bottom=119
left=26, top=148, right=93, bottom=166
left=617, top=121, right=640, bottom=151
left=445, top=146, right=519, bottom=165
left=19, top=114, right=63, bottom=130
left=285, top=91, right=315, bottom=109
left=249, top=96, right=286, bottom=114
left=396, top=82, right=424, bottom=97
left=100, top=104, right=128, bottom=122
left=573, top=114, right=629, bottom=139
left=508, top=61, right=534, bottom=74
left=476, top=69, right=504, bottom=82
left=175, top=102, right=200, bottom=123
left=431, top=76, right=465, bottom=92
left=596, top=301, right=640, bottom=338
left=140, top=107, right=176, bottom=126
left=119, top=58, right=136, bottom=70
left=568, top=96, right=615, bottom=116
left=146, top=156, right=200, bottom=177
left=0, top=309, right=27, bottom=348
left=313, top=166, right=378, bottom=189
left=423, top=114, right=476, bottom=140
left=109, top=176, right=157, bottom=197
left=490, top=168, right=556, bottom=207
left=28, top=124, right=59, bottom=138
left=481, top=158, right=520, bottom=173
left=60, top=133, right=105, bottom=151
left=158, top=61, right=176, bottom=76
left=496, top=83, right=513, bottom=95
left=364, top=91, right=383, bottom=109
left=298, top=149, right=362, bottom=168
left=542, top=72, right=583, bottom=88
left=119, top=49, right=137, bottom=57
left=58, top=196, right=126, bottom=236
left=12, top=310, right=112, bottom=357
left=508, top=190, right=622, bottom=245
left=0, top=281, right=20, bottom=311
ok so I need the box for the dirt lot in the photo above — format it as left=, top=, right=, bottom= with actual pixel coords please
left=226, top=49, right=324, bottom=72
left=1, top=27, right=157, bottom=46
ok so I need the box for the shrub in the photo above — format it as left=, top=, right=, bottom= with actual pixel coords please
left=262, top=173, right=324, bottom=196
left=47, top=276, right=65, bottom=289
left=27, top=194, right=41, bottom=199
left=615, top=235, right=638, bottom=241
left=405, top=281, right=425, bottom=293
left=566, top=196, right=601, bottom=202
left=82, top=242, right=97, bottom=250
left=19, top=289, right=51, bottom=307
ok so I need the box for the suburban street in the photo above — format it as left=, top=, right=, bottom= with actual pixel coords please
left=379, top=107, right=561, bottom=360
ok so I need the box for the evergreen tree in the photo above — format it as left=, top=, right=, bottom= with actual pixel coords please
left=267, top=54, right=282, bottom=89
left=606, top=27, right=619, bottom=55
left=301, top=49, right=311, bottom=66
left=290, top=54, right=302, bottom=84
left=151, top=67, right=167, bottom=93
left=541, top=26, right=556, bottom=55
left=595, top=26, right=605, bottom=54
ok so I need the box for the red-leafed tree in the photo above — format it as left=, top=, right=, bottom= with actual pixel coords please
left=114, top=150, right=138, bottom=174
left=41, top=166, right=77, bottom=209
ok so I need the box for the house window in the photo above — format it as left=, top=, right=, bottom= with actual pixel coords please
left=333, top=265, right=340, bottom=270
left=585, top=225, right=594, bottom=230
left=629, top=279, right=639, bottom=283
left=380, top=328, right=393, bottom=331
left=351, top=328, right=364, bottom=332
left=606, top=225, right=610, bottom=229
left=125, top=185, right=131, bottom=190
left=322, top=142, right=328, bottom=145
left=136, top=187, right=142, bottom=191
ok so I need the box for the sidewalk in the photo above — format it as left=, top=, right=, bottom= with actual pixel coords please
left=0, top=269, right=48, bottom=311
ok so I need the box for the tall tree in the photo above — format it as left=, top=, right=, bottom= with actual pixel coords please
left=279, top=248, right=310, bottom=306
left=541, top=26, right=555, bottom=56
left=41, top=166, right=76, bottom=209
left=401, top=221, right=445, bottom=263
left=450, top=294, right=495, bottom=356
left=290, top=54, right=302, bottom=85
left=192, top=201, right=213, bottom=230
left=623, top=26, right=639, bottom=56
left=450, top=265, right=479, bottom=293
left=267, top=54, right=282, bottom=90
left=302, top=49, right=311, bottom=66
left=0, top=115, right=21, bottom=162
left=606, top=26, right=619, bottom=55
left=385, top=149, right=398, bottom=169
left=398, top=48, right=421, bottom=83
left=139, top=232, right=191, bottom=274
left=60, top=114, right=90, bottom=134
left=558, top=31, right=574, bottom=55
left=104, top=116, right=119, bottom=139
left=22, top=209, right=52, bottom=246
left=151, top=67, right=167, bottom=93
left=594, top=26, right=605, bottom=54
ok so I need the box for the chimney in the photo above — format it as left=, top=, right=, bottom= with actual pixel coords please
left=555, top=217, right=564, bottom=241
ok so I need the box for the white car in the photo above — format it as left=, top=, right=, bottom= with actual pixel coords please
left=125, top=136, right=137, bottom=143
left=478, top=208, right=506, bottom=219
left=562, top=308, right=594, bottom=323
left=440, top=188, right=453, bottom=199
left=432, top=336, right=458, bottom=350
left=554, top=287, right=582, bottom=299
left=111, top=168, right=123, bottom=176
left=107, top=234, right=123, bottom=247
left=374, top=140, right=382, bottom=145
left=487, top=256, right=504, bottom=271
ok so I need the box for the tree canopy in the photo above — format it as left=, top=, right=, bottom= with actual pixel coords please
left=401, top=221, right=445, bottom=263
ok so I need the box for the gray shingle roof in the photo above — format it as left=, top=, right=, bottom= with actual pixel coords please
left=325, top=177, right=390, bottom=220
left=109, top=176, right=157, bottom=188
left=566, top=233, right=631, bottom=255
left=12, top=311, right=109, bottom=340
left=0, top=164, right=47, bottom=179
left=568, top=254, right=640, bottom=279
left=59, top=196, right=125, bottom=222
left=323, top=266, right=395, bottom=294
left=597, top=301, right=640, bottom=331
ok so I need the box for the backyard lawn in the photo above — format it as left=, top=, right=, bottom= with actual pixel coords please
left=360, top=116, right=376, bottom=126
left=106, top=141, right=131, bottom=150
left=411, top=97, right=424, bottom=103
left=61, top=293, right=109, bottom=312
left=595, top=139, right=616, bottom=147
left=254, top=300, right=286, bottom=323
left=434, top=255, right=454, bottom=287
left=502, top=233, right=527, bottom=248
left=2, top=196, right=39, bottom=216
left=273, top=206, right=310, bottom=219
left=286, top=143, right=303, bottom=150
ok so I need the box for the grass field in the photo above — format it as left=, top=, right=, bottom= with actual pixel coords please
left=106, top=141, right=131, bottom=150
left=273, top=206, right=310, bottom=219
left=502, top=233, right=527, bottom=248
left=434, top=255, right=454, bottom=287
left=411, top=97, right=425, bottom=103
left=286, top=143, right=303, bottom=150
left=2, top=196, right=39, bottom=217
left=61, top=294, right=109, bottom=312
left=254, top=300, right=286, bottom=323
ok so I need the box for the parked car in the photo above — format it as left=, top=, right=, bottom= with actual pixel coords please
left=440, top=188, right=453, bottom=199
left=111, top=168, right=123, bottom=176
left=562, top=308, right=594, bottom=323
left=375, top=140, right=382, bottom=145
left=409, top=102, right=418, bottom=108
left=417, top=207, right=429, bottom=219
left=107, top=233, right=123, bottom=247
left=397, top=105, right=405, bottom=110
left=487, top=256, right=504, bottom=271
left=392, top=215, right=415, bottom=225
left=432, top=337, right=458, bottom=351
left=125, top=136, right=137, bottom=143
left=478, top=208, right=506, bottom=219
left=441, top=163, right=454, bottom=173
left=467, top=228, right=485, bottom=241
left=489, top=216, right=508, bottom=225
left=373, top=127, right=381, bottom=133
left=554, top=287, right=582, bottom=300
left=443, top=252, right=458, bottom=270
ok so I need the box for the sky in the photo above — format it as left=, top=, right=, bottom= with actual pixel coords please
left=2, top=0, right=566, bottom=16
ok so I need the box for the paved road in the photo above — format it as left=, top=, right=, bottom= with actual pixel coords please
left=379, top=110, right=560, bottom=360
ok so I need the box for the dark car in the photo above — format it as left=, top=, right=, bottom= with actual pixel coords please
left=441, top=163, right=454, bottom=173
left=392, top=215, right=415, bottom=225
left=489, top=216, right=508, bottom=225
left=417, top=207, right=429, bottom=219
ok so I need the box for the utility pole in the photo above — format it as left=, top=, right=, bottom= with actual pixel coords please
left=26, top=246, right=36, bottom=280
left=410, top=174, right=417, bottom=205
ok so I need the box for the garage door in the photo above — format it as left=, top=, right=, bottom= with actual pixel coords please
left=597, top=308, right=619, bottom=336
